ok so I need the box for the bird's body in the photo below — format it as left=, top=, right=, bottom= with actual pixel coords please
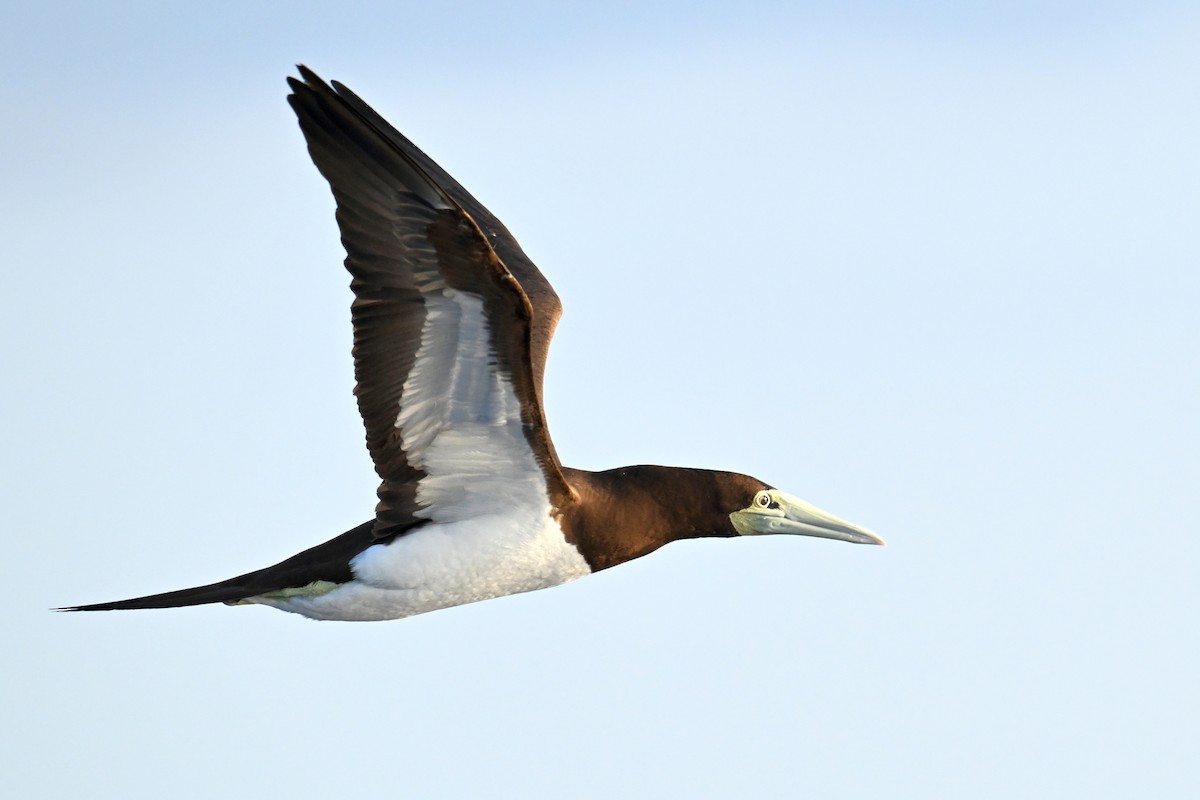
left=258, top=512, right=586, bottom=622
left=66, top=68, right=882, bottom=622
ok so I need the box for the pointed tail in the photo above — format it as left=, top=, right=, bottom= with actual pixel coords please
left=60, top=577, right=270, bottom=611
left=59, top=520, right=377, bottom=612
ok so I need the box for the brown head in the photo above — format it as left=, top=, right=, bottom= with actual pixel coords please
left=559, top=465, right=883, bottom=572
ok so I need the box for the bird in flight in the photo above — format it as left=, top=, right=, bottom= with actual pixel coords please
left=66, top=67, right=883, bottom=621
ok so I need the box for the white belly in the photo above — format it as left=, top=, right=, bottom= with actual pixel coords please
left=247, top=285, right=594, bottom=622
left=249, top=513, right=591, bottom=621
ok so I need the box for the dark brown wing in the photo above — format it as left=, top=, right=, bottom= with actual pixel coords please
left=326, top=77, right=563, bottom=407
left=288, top=66, right=574, bottom=539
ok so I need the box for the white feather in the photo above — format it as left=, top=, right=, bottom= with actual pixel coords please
left=253, top=286, right=589, bottom=621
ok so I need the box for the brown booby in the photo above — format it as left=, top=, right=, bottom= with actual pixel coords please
left=65, top=67, right=883, bottom=622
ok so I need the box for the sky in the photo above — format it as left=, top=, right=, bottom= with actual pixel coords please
left=3, top=1, right=1198, bottom=797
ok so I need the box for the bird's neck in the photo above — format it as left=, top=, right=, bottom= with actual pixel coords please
left=559, top=465, right=739, bottom=571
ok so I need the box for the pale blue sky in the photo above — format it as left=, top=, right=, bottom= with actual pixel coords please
left=4, top=2, right=1198, bottom=798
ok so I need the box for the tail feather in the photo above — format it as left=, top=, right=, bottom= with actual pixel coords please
left=61, top=577, right=275, bottom=612
left=60, top=520, right=378, bottom=612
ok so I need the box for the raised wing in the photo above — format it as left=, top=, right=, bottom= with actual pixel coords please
left=288, top=67, right=574, bottom=539
left=326, top=78, right=563, bottom=397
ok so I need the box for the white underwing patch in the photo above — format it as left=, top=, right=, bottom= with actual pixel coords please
left=254, top=287, right=589, bottom=621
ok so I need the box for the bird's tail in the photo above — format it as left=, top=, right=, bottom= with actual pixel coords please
left=59, top=520, right=377, bottom=612
left=60, top=576, right=271, bottom=612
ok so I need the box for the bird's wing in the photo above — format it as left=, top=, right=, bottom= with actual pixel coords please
left=326, top=77, right=564, bottom=397
left=288, top=66, right=574, bottom=540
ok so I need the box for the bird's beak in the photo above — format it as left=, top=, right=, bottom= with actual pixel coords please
left=730, top=490, right=885, bottom=545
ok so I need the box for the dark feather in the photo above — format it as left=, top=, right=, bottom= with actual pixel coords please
left=62, top=521, right=378, bottom=611
left=288, top=66, right=576, bottom=532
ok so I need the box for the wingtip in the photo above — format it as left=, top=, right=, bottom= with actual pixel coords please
left=288, top=65, right=315, bottom=93
left=295, top=65, right=339, bottom=94
left=289, top=66, right=345, bottom=107
left=295, top=63, right=322, bottom=84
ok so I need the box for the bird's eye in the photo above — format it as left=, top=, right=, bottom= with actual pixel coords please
left=755, top=492, right=772, bottom=508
